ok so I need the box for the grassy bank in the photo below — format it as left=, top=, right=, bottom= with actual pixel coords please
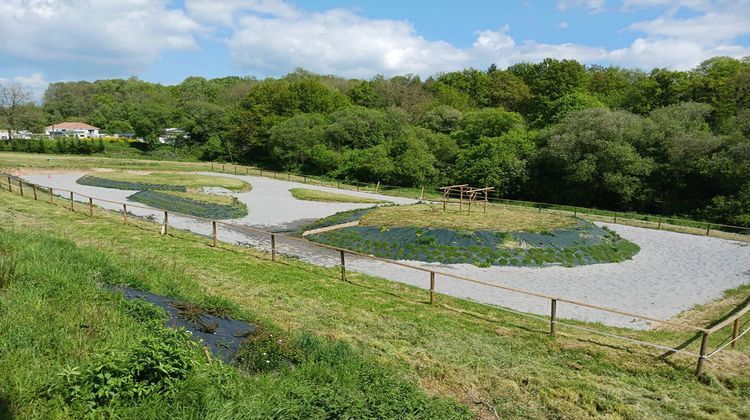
left=361, top=203, right=576, bottom=232
left=0, top=214, right=469, bottom=418
left=290, top=188, right=388, bottom=204
left=0, top=182, right=748, bottom=418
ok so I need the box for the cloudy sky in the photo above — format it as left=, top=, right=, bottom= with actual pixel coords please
left=0, top=0, right=748, bottom=97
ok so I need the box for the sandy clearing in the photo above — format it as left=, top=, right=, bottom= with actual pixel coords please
left=18, top=171, right=750, bottom=329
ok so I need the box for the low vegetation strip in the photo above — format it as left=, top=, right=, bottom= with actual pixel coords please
left=77, top=173, right=187, bottom=191
left=127, top=190, right=248, bottom=219
left=0, top=229, right=471, bottom=418
left=77, top=171, right=251, bottom=192
left=290, top=187, right=388, bottom=203
left=0, top=186, right=748, bottom=419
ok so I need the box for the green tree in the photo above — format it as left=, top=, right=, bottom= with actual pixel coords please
left=453, top=108, right=525, bottom=146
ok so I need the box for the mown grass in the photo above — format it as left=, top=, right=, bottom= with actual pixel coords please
left=290, top=187, right=388, bottom=204
left=0, top=185, right=748, bottom=418
left=79, top=171, right=251, bottom=192
left=361, top=203, right=576, bottom=232
left=0, top=221, right=470, bottom=418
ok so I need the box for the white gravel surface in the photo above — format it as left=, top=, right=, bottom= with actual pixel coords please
left=20, top=171, right=750, bottom=329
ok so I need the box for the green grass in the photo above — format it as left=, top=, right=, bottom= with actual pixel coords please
left=0, top=184, right=748, bottom=418
left=361, top=203, right=576, bottom=232
left=77, top=171, right=251, bottom=192
left=0, top=219, right=470, bottom=418
left=290, top=188, right=388, bottom=204
left=127, top=190, right=248, bottom=219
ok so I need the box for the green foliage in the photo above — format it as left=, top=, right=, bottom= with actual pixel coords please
left=128, top=190, right=248, bottom=219
left=58, top=329, right=197, bottom=409
left=454, top=129, right=536, bottom=195
left=77, top=174, right=187, bottom=191
left=14, top=56, right=750, bottom=227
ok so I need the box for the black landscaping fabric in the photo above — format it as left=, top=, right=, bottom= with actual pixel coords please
left=115, top=286, right=255, bottom=364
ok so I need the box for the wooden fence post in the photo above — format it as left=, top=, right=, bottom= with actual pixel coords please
left=246, top=167, right=249, bottom=175
left=732, top=318, right=740, bottom=349
left=696, top=332, right=709, bottom=376
left=211, top=162, right=214, bottom=171
left=429, top=271, right=436, bottom=304
left=271, top=234, right=276, bottom=261
left=614, top=212, right=618, bottom=223
left=705, top=224, right=711, bottom=236
left=657, top=219, right=662, bottom=230
left=550, top=299, right=558, bottom=336
left=420, top=186, right=425, bottom=200
left=32, top=184, right=37, bottom=200
left=18, top=180, right=24, bottom=196
left=69, top=191, right=74, bottom=211
left=88, top=197, right=93, bottom=216
left=443, top=200, right=446, bottom=212
left=234, top=166, right=237, bottom=174
left=375, top=181, right=380, bottom=194
left=573, top=207, right=577, bottom=217
left=288, top=173, right=291, bottom=181
left=340, top=250, right=346, bottom=281
left=123, top=204, right=128, bottom=225
left=212, top=221, right=218, bottom=247
left=260, top=170, right=263, bottom=177
left=222, top=164, right=225, bottom=172
left=6, top=176, right=11, bottom=192
left=49, top=188, right=53, bottom=204
left=163, top=211, right=168, bottom=235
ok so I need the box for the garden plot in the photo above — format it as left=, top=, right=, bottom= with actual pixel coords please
left=304, top=205, right=640, bottom=267
left=19, top=170, right=750, bottom=328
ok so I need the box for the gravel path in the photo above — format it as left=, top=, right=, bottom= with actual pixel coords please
left=20, top=171, right=750, bottom=329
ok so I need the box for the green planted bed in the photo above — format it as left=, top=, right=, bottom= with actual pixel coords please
left=128, top=190, right=248, bottom=219
left=306, top=207, right=639, bottom=267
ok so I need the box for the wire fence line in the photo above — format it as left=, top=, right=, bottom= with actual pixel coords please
left=190, top=161, right=750, bottom=239
left=1, top=174, right=747, bottom=377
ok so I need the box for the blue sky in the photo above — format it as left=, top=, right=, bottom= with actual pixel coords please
left=0, top=0, right=748, bottom=97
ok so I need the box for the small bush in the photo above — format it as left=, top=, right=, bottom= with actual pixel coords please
left=57, top=329, right=197, bottom=409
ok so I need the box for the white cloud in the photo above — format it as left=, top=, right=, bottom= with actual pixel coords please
left=557, top=0, right=608, bottom=12
left=0, top=0, right=748, bottom=84
left=0, top=73, right=48, bottom=101
left=219, top=1, right=749, bottom=77
left=0, top=0, right=202, bottom=72
left=226, top=7, right=469, bottom=77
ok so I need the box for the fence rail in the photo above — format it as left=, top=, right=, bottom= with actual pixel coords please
left=196, top=163, right=750, bottom=240
left=1, top=173, right=747, bottom=377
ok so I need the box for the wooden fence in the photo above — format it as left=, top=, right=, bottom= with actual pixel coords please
left=1, top=174, right=748, bottom=377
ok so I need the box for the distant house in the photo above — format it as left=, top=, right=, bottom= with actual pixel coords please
left=158, top=128, right=188, bottom=144
left=45, top=122, right=100, bottom=139
left=0, top=130, right=32, bottom=140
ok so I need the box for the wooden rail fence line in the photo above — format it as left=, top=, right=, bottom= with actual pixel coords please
left=1, top=175, right=747, bottom=377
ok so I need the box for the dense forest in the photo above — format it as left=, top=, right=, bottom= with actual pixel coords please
left=4, top=57, right=750, bottom=226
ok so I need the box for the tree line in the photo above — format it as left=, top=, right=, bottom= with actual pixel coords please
left=1, top=57, right=749, bottom=226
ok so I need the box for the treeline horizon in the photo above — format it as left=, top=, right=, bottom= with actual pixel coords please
left=7, top=56, right=750, bottom=226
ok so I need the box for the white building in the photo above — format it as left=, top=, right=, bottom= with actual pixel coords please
left=0, top=130, right=32, bottom=140
left=45, top=122, right=100, bottom=138
left=158, top=127, right=188, bottom=144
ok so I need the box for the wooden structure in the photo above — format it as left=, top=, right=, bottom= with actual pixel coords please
left=439, top=185, right=495, bottom=214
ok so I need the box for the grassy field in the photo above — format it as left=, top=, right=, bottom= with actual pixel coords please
left=290, top=188, right=388, bottom=204
left=0, top=182, right=748, bottom=418
left=78, top=171, right=251, bottom=192
left=361, top=203, right=576, bottom=232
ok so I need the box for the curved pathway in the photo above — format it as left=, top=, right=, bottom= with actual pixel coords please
left=20, top=171, right=750, bottom=329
